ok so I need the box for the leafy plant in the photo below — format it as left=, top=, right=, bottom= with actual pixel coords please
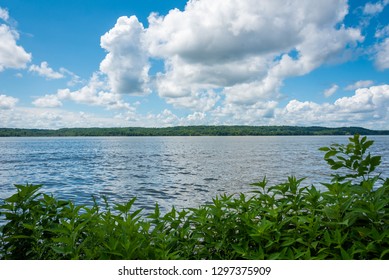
left=319, top=134, right=381, bottom=182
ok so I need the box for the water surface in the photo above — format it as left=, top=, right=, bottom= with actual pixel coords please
left=1, top=136, right=388, bottom=212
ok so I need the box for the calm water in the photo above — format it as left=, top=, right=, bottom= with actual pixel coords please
left=1, top=136, right=389, bottom=212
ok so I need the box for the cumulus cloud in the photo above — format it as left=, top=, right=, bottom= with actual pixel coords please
left=324, top=84, right=339, bottom=97
left=0, top=24, right=31, bottom=71
left=0, top=94, right=18, bottom=109
left=279, top=84, right=389, bottom=129
left=58, top=73, right=134, bottom=110
left=345, top=80, right=374, bottom=91
left=335, top=85, right=389, bottom=113
left=141, top=0, right=362, bottom=108
left=29, top=61, right=65, bottom=79
left=94, top=0, right=362, bottom=113
left=146, top=0, right=352, bottom=61
left=33, top=72, right=135, bottom=111
left=100, top=16, right=150, bottom=95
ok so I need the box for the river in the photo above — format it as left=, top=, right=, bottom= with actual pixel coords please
left=1, top=136, right=388, bottom=212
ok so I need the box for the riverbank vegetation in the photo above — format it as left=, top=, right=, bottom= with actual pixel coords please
left=1, top=134, right=388, bottom=259
left=1, top=125, right=389, bottom=137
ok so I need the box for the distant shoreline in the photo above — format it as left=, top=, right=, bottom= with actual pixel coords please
left=1, top=125, right=389, bottom=137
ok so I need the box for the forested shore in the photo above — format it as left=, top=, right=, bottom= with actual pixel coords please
left=1, top=125, right=389, bottom=137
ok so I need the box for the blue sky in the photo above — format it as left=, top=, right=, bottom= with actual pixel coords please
left=0, top=0, right=388, bottom=129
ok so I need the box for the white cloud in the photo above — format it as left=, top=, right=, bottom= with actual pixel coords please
left=32, top=94, right=63, bottom=108
left=59, top=68, right=84, bottom=87
left=187, top=112, right=206, bottom=122
left=33, top=72, right=135, bottom=111
left=151, top=109, right=180, bottom=126
left=363, top=1, right=388, bottom=15
left=0, top=107, right=136, bottom=129
left=141, top=0, right=362, bottom=108
left=279, top=84, right=389, bottom=129
left=223, top=79, right=281, bottom=105
left=0, top=7, right=9, bottom=22
left=162, top=89, right=220, bottom=112
left=0, top=94, right=18, bottom=109
left=116, top=109, right=207, bottom=127
left=58, top=73, right=134, bottom=110
left=334, top=85, right=389, bottom=113
left=345, top=80, right=374, bottom=91
left=374, top=38, right=389, bottom=70
left=324, top=84, right=339, bottom=97
left=29, top=61, right=65, bottom=79
left=29, top=63, right=85, bottom=86
left=211, top=101, right=278, bottom=125
left=0, top=106, right=191, bottom=129
left=375, top=25, right=389, bottom=38
left=0, top=24, right=31, bottom=71
left=100, top=16, right=150, bottom=95
left=146, top=0, right=349, bottom=62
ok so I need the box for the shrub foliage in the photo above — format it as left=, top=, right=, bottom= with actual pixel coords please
left=1, top=134, right=388, bottom=259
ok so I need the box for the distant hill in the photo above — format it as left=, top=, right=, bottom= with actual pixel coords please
left=1, top=126, right=389, bottom=137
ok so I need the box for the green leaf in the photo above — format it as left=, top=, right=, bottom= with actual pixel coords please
left=311, top=241, right=319, bottom=250
left=22, top=223, right=35, bottom=230
left=325, top=150, right=338, bottom=159
left=362, top=140, right=374, bottom=152
left=51, top=246, right=71, bottom=255
left=380, top=249, right=389, bottom=259
left=10, top=235, right=33, bottom=239
left=340, top=247, right=352, bottom=259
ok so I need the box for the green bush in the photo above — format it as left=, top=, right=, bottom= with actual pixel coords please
left=1, top=134, right=388, bottom=259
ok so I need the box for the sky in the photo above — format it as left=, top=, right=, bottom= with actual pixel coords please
left=0, top=0, right=389, bottom=129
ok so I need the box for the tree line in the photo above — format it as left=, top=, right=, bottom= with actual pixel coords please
left=0, top=126, right=388, bottom=137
